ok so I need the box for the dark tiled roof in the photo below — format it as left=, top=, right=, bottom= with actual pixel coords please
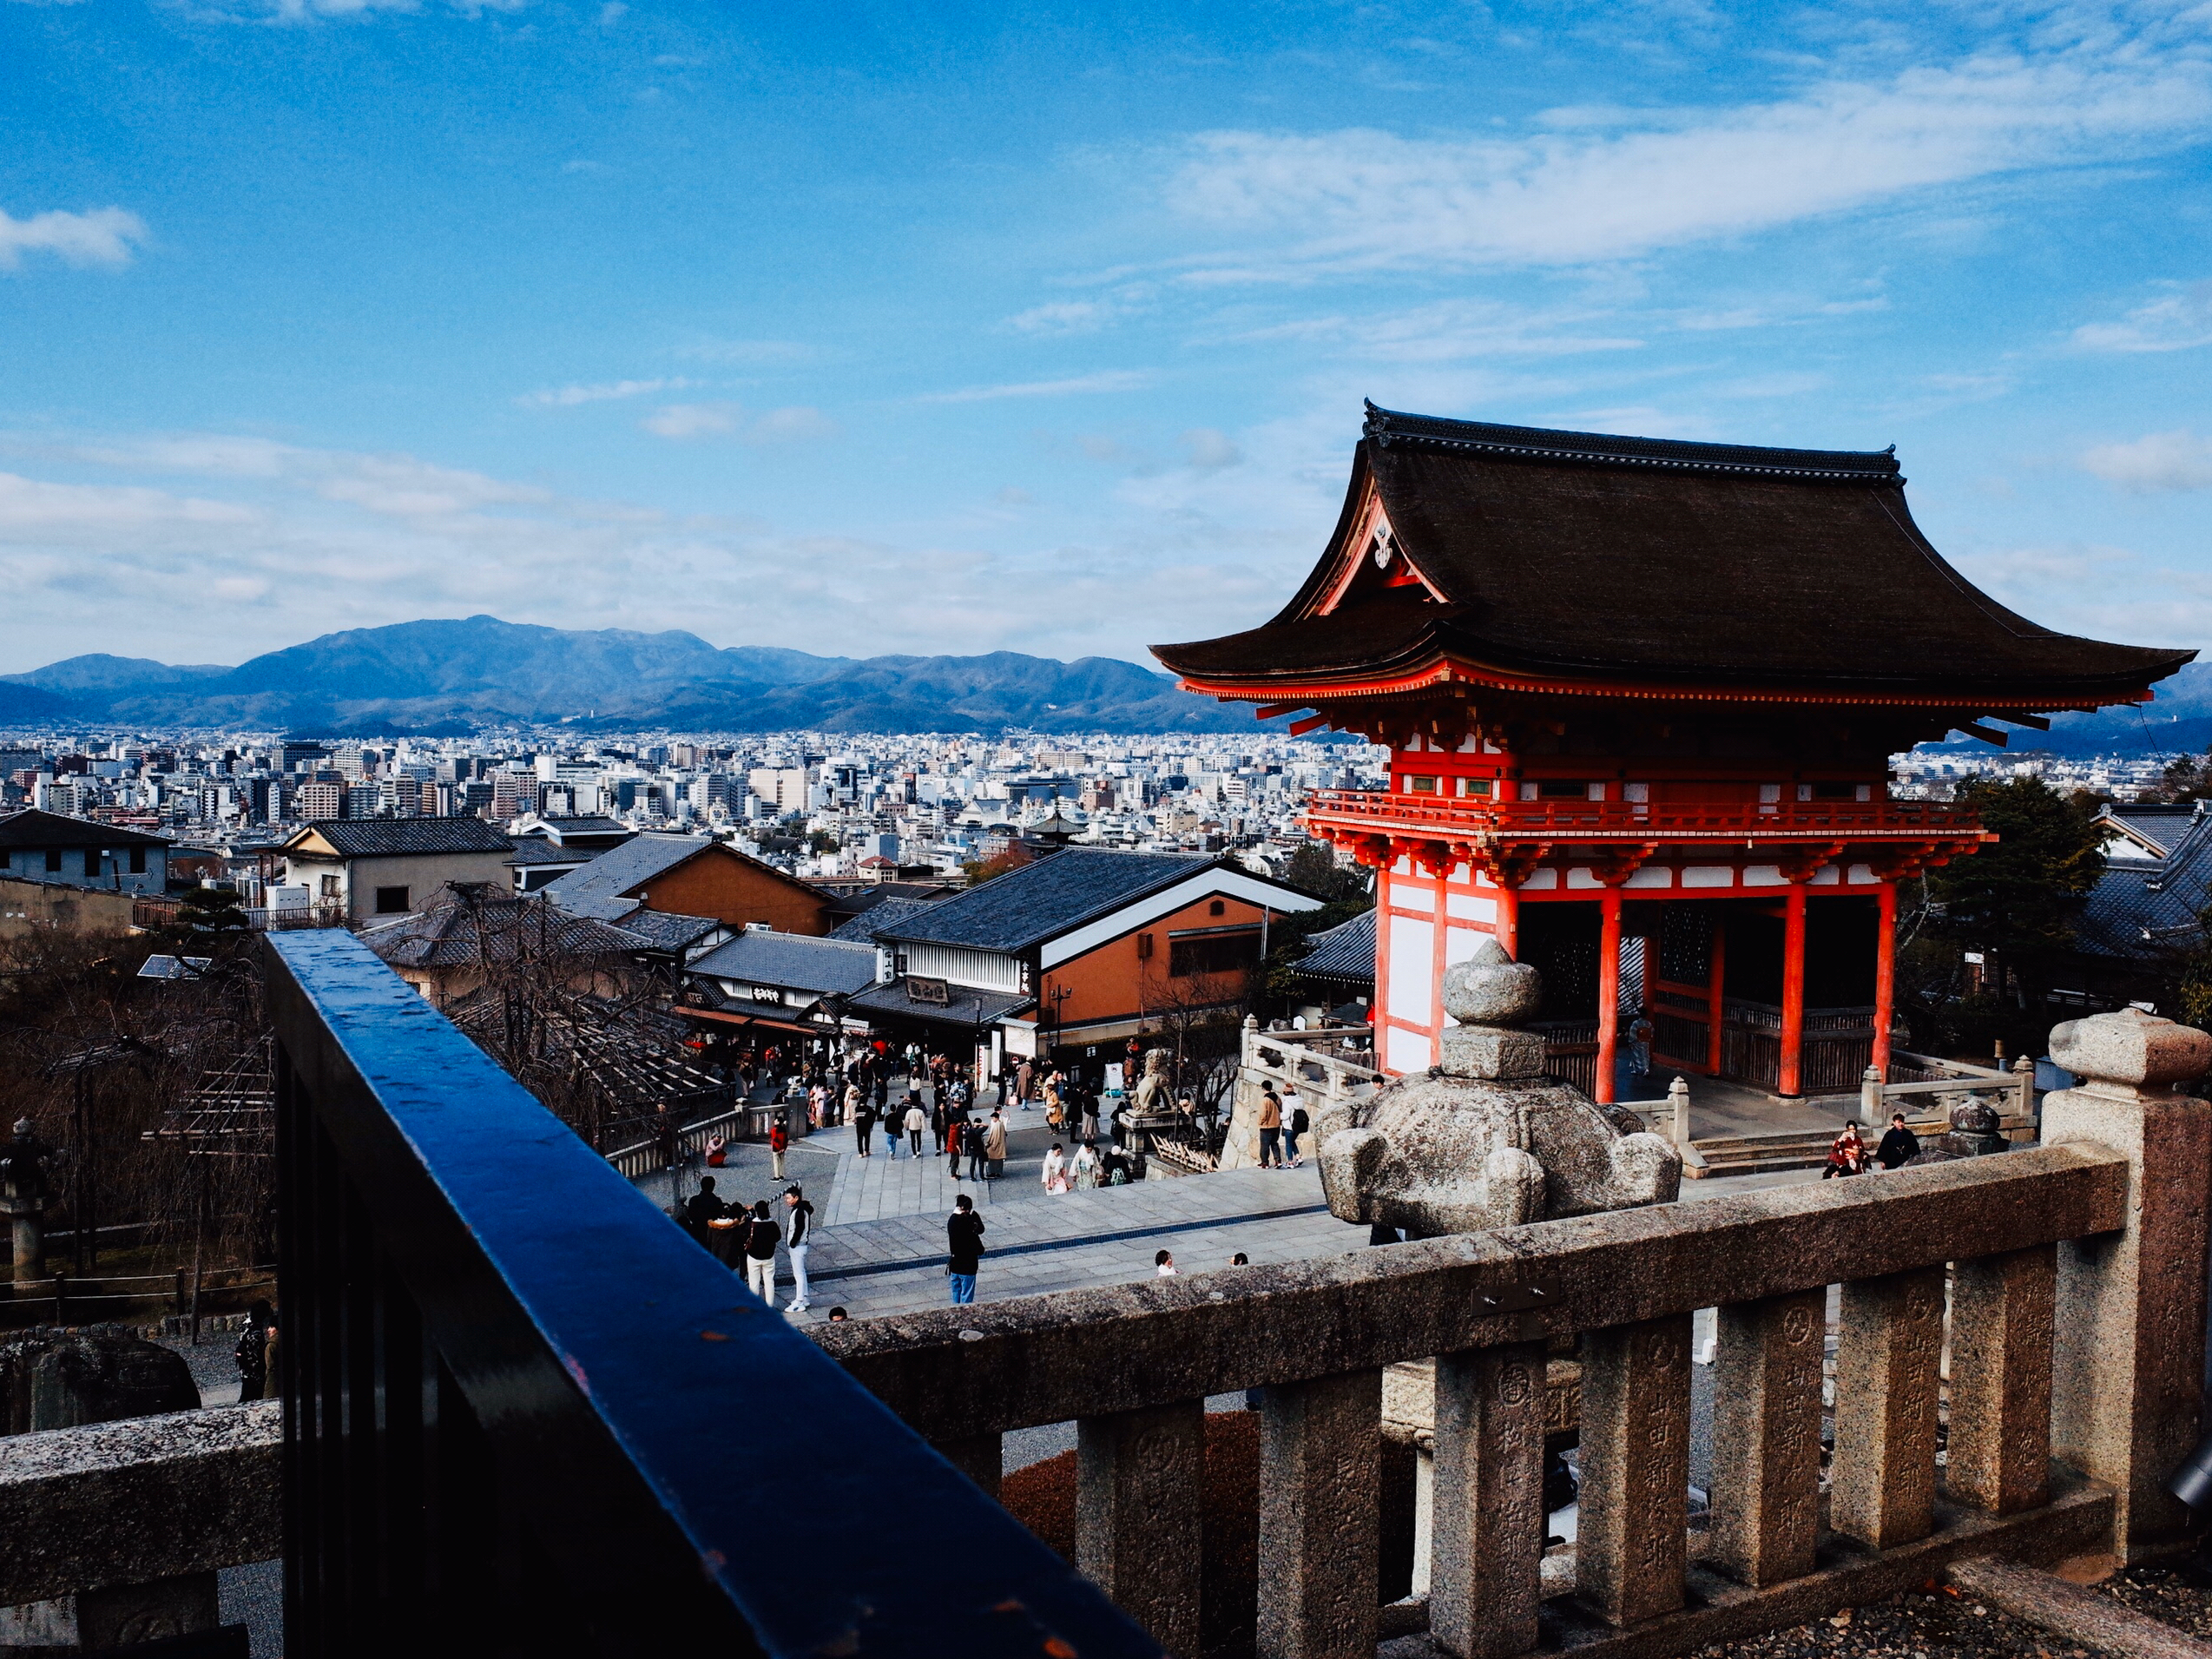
left=0, top=809, right=171, bottom=849
left=875, top=849, right=1215, bottom=952
left=543, top=833, right=714, bottom=918
left=1293, top=908, right=1376, bottom=984
left=2075, top=813, right=2212, bottom=963
left=508, top=839, right=592, bottom=866
left=2100, top=803, right=2205, bottom=859
left=827, top=896, right=938, bottom=943
left=611, top=910, right=724, bottom=952
left=360, top=887, right=647, bottom=970
left=1152, top=405, right=2191, bottom=704
left=290, top=817, right=515, bottom=858
left=530, top=815, right=629, bottom=834
left=688, top=930, right=883, bottom=996
left=844, top=979, right=1033, bottom=1028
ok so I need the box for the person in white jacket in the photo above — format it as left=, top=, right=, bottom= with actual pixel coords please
left=1041, top=1142, right=1070, bottom=1194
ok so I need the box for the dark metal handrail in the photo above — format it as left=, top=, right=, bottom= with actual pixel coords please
left=266, top=929, right=1157, bottom=1656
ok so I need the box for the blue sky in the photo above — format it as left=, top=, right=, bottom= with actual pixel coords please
left=2, top=0, right=2209, bottom=677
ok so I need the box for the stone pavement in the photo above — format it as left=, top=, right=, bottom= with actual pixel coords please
left=792, top=1163, right=1359, bottom=1320
left=817, top=1113, right=1055, bottom=1225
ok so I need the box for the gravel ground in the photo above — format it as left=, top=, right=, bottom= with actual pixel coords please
left=1695, top=1564, right=2212, bottom=1659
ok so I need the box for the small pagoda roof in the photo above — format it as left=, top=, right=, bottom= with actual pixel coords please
left=1152, top=405, right=2191, bottom=710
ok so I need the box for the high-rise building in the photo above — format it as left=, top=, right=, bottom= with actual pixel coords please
left=296, top=780, right=346, bottom=820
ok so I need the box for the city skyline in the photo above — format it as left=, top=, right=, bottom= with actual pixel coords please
left=3, top=1, right=2209, bottom=672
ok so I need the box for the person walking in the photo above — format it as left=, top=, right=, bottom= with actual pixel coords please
left=1873, top=1111, right=1921, bottom=1170
left=905, top=1096, right=929, bottom=1158
left=236, top=1301, right=274, bottom=1402
left=783, top=1186, right=813, bottom=1312
left=1257, top=1085, right=1284, bottom=1169
left=931, top=1095, right=950, bottom=1155
left=1285, top=1090, right=1309, bottom=1168
left=1823, top=1120, right=1868, bottom=1179
left=983, top=1109, right=1008, bottom=1180
left=946, top=1194, right=985, bottom=1305
left=853, top=1099, right=875, bottom=1158
left=842, top=1080, right=860, bottom=1129
left=1016, top=1058, right=1035, bottom=1109
left=768, top=1114, right=789, bottom=1181
left=742, top=1199, right=780, bottom=1306
left=1042, top=1142, right=1070, bottom=1195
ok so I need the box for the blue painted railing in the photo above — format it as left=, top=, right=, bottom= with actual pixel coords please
left=265, top=929, right=1158, bottom=1657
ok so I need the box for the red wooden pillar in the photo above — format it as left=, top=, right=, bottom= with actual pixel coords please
left=1873, top=880, right=1897, bottom=1081
left=1496, top=879, right=1520, bottom=960
left=1780, top=881, right=1808, bottom=1098
left=1705, top=912, right=1728, bottom=1075
left=1596, top=888, right=1623, bottom=1103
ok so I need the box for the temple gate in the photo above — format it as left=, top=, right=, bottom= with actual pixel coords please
left=1155, top=405, right=2190, bottom=1100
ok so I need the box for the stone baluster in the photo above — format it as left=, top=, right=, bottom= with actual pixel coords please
left=1708, top=1288, right=1825, bottom=1587
left=1257, top=1370, right=1380, bottom=1659
left=1946, top=1244, right=2054, bottom=1515
left=1576, top=1314, right=1692, bottom=1626
left=1429, top=1340, right=1548, bottom=1659
left=1830, top=1265, right=1945, bottom=1550
left=2042, top=1008, right=2212, bottom=1558
left=1076, top=1400, right=1205, bottom=1657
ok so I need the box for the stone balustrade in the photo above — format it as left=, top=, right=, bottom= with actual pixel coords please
left=820, top=1008, right=2208, bottom=1659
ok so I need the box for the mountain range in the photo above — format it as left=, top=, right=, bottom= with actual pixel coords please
left=0, top=616, right=1281, bottom=737
left=1920, top=661, right=2212, bottom=759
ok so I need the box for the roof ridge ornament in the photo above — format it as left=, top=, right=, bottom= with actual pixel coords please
left=1362, top=403, right=1905, bottom=484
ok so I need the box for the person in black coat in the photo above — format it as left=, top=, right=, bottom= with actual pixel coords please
left=946, top=1195, right=985, bottom=1304
left=1873, top=1112, right=1921, bottom=1170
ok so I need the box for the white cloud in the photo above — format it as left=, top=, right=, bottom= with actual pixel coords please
left=2081, top=429, right=2212, bottom=491
left=1006, top=300, right=1117, bottom=336
left=1224, top=298, right=1643, bottom=363
left=1160, top=38, right=2212, bottom=275
left=518, top=377, right=689, bottom=408
left=641, top=402, right=840, bottom=443
left=918, top=370, right=1151, bottom=405
left=597, top=0, right=625, bottom=20
left=0, top=207, right=148, bottom=271
left=642, top=402, right=741, bottom=438
left=0, top=426, right=1286, bottom=671
left=1182, top=428, right=1242, bottom=470
left=2072, top=280, right=2212, bottom=352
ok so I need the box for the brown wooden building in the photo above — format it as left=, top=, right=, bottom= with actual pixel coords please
left=543, top=833, right=837, bottom=936
left=1155, top=405, right=2190, bottom=1099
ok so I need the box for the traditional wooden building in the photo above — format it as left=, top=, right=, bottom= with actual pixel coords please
left=1155, top=405, right=2191, bottom=1099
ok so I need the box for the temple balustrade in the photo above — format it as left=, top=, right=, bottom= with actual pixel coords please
left=1304, top=788, right=1983, bottom=848
left=820, top=1052, right=2204, bottom=1659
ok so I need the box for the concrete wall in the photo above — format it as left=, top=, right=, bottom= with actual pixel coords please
left=283, top=850, right=517, bottom=925
left=0, top=875, right=140, bottom=941
left=1, top=847, right=166, bottom=895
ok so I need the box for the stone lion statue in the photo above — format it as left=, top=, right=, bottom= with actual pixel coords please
left=1314, top=940, right=1681, bottom=1238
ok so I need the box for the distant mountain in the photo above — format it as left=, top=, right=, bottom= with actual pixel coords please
left=0, top=616, right=1274, bottom=736
left=1919, top=661, right=2212, bottom=758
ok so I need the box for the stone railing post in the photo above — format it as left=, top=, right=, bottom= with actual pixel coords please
left=1861, top=1065, right=1884, bottom=1124
left=1668, top=1076, right=1691, bottom=1149
left=2041, top=1008, right=2212, bottom=1560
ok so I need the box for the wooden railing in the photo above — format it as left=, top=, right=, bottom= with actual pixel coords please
left=819, top=1140, right=2160, bottom=1657
left=1304, top=789, right=1985, bottom=844
left=0, top=1265, right=275, bottom=1331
